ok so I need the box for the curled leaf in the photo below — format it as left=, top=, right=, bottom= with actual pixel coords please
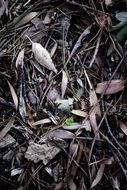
left=27, top=35, right=57, bottom=73
left=96, top=80, right=125, bottom=95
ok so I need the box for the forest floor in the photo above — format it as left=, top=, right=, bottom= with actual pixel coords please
left=0, top=0, right=127, bottom=189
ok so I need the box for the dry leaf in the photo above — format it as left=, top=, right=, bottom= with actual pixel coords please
left=71, top=109, right=88, bottom=117
left=15, top=12, right=39, bottom=28
left=25, top=141, right=67, bottom=164
left=16, top=49, right=25, bottom=68
left=119, top=121, right=127, bottom=135
left=27, top=36, right=57, bottom=73
left=50, top=43, right=57, bottom=58
left=0, top=0, right=8, bottom=19
left=91, top=164, right=105, bottom=188
left=61, top=70, right=68, bottom=98
left=90, top=89, right=101, bottom=116
left=0, top=118, right=15, bottom=140
left=32, top=118, right=51, bottom=126
left=7, top=81, right=18, bottom=110
left=96, top=80, right=125, bottom=95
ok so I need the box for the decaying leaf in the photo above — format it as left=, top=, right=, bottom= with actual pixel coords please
left=7, top=81, right=18, bottom=110
left=25, top=141, right=67, bottom=164
left=96, top=80, right=125, bottom=95
left=27, top=36, right=57, bottom=73
left=61, top=70, right=68, bottom=98
left=91, top=164, right=105, bottom=188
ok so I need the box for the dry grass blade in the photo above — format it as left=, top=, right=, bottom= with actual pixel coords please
left=27, top=35, right=57, bottom=73
left=0, top=118, right=15, bottom=140
left=7, top=81, right=18, bottom=110
left=61, top=70, right=68, bottom=98
left=96, top=80, right=125, bottom=95
left=91, top=164, right=105, bottom=188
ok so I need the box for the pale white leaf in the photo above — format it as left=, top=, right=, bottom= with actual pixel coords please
left=7, top=81, right=18, bottom=110
left=27, top=36, right=57, bottom=73
left=71, top=109, right=88, bottom=117
left=61, top=70, right=68, bottom=98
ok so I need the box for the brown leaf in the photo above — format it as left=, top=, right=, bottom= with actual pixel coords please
left=50, top=43, right=57, bottom=58
left=27, top=36, right=57, bottom=73
left=0, top=118, right=15, bottom=140
left=61, top=70, right=68, bottom=98
left=96, top=80, right=125, bottom=95
left=91, top=164, right=105, bottom=188
left=7, top=81, right=18, bottom=110
left=90, top=89, right=101, bottom=116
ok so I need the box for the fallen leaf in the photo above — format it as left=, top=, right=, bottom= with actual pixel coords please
left=71, top=109, right=88, bottom=118
left=50, top=42, right=57, bottom=58
left=62, top=122, right=82, bottom=130
left=96, top=80, right=125, bottom=95
left=27, top=36, right=57, bottom=73
left=7, top=81, right=18, bottom=110
left=0, top=0, right=8, bottom=19
left=39, top=129, right=74, bottom=143
left=32, top=118, right=51, bottom=126
left=15, top=12, right=39, bottom=28
left=0, top=134, right=16, bottom=148
left=25, top=141, right=67, bottom=164
left=90, top=89, right=101, bottom=116
left=91, top=164, right=105, bottom=188
left=119, top=121, right=127, bottom=135
left=0, top=118, right=15, bottom=140
left=61, top=70, right=68, bottom=98
left=15, top=49, right=25, bottom=68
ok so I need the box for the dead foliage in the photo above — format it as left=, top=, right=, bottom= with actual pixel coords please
left=0, top=0, right=127, bottom=189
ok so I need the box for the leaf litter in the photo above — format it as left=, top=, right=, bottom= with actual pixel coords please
left=1, top=0, right=127, bottom=189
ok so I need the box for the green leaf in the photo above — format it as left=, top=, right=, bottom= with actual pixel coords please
left=107, top=25, right=127, bottom=56
left=65, top=116, right=74, bottom=125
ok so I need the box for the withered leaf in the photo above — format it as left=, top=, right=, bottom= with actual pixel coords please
left=7, top=81, right=18, bottom=110
left=96, top=80, right=125, bottom=95
left=0, top=118, right=15, bottom=140
left=71, top=109, right=88, bottom=118
left=119, top=121, right=127, bottom=136
left=27, top=36, right=57, bottom=73
left=91, top=164, right=105, bottom=188
left=16, top=49, right=25, bottom=68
